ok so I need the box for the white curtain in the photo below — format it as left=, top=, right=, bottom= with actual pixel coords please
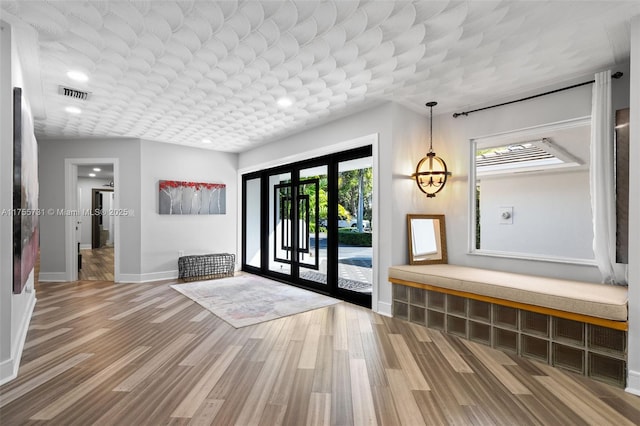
left=590, top=70, right=627, bottom=285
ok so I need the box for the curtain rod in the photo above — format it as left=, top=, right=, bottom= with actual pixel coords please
left=452, top=71, right=623, bottom=118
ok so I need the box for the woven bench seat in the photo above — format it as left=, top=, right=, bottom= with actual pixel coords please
left=178, top=253, right=235, bottom=281
left=389, top=264, right=627, bottom=324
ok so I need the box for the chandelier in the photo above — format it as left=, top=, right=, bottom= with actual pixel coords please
left=412, top=101, right=451, bottom=197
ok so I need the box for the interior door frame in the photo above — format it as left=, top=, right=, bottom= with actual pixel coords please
left=91, top=188, right=113, bottom=249
left=64, top=158, right=120, bottom=282
left=242, top=146, right=373, bottom=307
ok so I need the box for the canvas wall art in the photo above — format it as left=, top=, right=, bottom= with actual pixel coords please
left=159, top=180, right=226, bottom=215
left=13, top=87, right=39, bottom=294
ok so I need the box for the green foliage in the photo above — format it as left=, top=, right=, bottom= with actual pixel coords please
left=338, top=168, right=373, bottom=222
left=299, top=167, right=373, bottom=233
left=301, top=176, right=327, bottom=233
left=338, top=229, right=372, bottom=247
left=337, top=204, right=349, bottom=220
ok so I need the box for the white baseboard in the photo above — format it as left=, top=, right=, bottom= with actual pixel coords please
left=38, top=272, right=67, bottom=282
left=80, top=243, right=91, bottom=250
left=375, top=301, right=392, bottom=317
left=0, top=292, right=36, bottom=386
left=118, top=270, right=179, bottom=283
left=626, top=370, right=640, bottom=396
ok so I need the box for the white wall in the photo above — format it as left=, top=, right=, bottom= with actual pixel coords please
left=140, top=139, right=238, bottom=281
left=479, top=170, right=593, bottom=259
left=0, top=21, right=37, bottom=385
left=77, top=177, right=112, bottom=248
left=39, top=138, right=141, bottom=280
left=626, top=15, right=640, bottom=396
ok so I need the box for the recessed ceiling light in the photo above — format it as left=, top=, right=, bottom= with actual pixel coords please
left=93, top=167, right=101, bottom=172
left=202, top=139, right=212, bottom=144
left=65, top=106, right=82, bottom=114
left=277, top=97, right=293, bottom=108
left=67, top=70, right=88, bottom=82
left=88, top=173, right=96, bottom=177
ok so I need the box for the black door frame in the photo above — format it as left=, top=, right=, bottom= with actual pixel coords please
left=242, top=145, right=372, bottom=308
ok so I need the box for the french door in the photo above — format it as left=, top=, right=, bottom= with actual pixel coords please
left=242, top=146, right=372, bottom=307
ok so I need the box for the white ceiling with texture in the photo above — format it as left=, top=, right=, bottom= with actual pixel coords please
left=3, top=1, right=639, bottom=152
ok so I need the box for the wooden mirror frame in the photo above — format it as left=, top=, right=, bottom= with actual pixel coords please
left=407, top=214, right=448, bottom=265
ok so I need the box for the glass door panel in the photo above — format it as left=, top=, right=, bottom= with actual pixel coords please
left=337, top=157, right=373, bottom=295
left=298, top=165, right=328, bottom=285
left=245, top=177, right=261, bottom=268
left=268, top=172, right=292, bottom=276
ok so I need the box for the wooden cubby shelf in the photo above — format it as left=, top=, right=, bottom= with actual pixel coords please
left=392, top=284, right=627, bottom=388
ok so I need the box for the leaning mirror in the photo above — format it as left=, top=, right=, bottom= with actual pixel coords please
left=407, top=214, right=447, bottom=265
left=470, top=117, right=595, bottom=263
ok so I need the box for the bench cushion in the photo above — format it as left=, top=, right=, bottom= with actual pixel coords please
left=388, top=264, right=628, bottom=321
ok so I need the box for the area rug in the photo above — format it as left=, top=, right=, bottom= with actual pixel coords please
left=170, top=274, right=340, bottom=328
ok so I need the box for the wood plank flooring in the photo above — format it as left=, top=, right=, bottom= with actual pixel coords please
left=78, top=247, right=114, bottom=281
left=1, top=278, right=639, bottom=425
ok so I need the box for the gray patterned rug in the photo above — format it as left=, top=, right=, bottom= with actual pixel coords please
left=170, top=274, right=340, bottom=328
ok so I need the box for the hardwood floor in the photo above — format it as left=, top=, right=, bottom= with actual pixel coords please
left=78, top=247, right=114, bottom=281
left=1, top=278, right=639, bottom=425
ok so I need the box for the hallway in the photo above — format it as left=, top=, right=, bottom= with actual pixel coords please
left=78, top=247, right=114, bottom=281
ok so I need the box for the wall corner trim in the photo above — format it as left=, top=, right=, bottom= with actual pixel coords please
left=0, top=292, right=36, bottom=386
left=37, top=272, right=68, bottom=282
left=118, top=270, right=178, bottom=283
left=375, top=301, right=392, bottom=317
left=626, top=370, right=640, bottom=396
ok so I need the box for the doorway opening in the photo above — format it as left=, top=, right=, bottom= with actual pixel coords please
left=242, top=146, right=373, bottom=307
left=65, top=158, right=120, bottom=282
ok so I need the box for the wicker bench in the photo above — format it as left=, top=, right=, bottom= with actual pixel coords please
left=178, top=253, right=235, bottom=281
left=389, top=264, right=628, bottom=387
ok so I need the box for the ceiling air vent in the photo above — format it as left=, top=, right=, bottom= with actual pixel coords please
left=58, top=85, right=90, bottom=101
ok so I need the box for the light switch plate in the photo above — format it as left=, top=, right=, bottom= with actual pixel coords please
left=499, top=207, right=513, bottom=224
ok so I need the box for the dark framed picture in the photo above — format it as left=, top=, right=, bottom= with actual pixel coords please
left=13, top=87, right=39, bottom=294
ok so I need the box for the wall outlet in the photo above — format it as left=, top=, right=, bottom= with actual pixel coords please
left=499, top=207, right=513, bottom=225
left=178, top=250, right=184, bottom=257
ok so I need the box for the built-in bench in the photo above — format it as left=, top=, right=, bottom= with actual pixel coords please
left=389, top=264, right=628, bottom=387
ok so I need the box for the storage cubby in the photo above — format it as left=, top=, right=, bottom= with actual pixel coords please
left=393, top=285, right=409, bottom=303
left=522, top=335, right=549, bottom=362
left=553, top=318, right=585, bottom=346
left=394, top=301, right=408, bottom=321
left=427, top=310, right=445, bottom=330
left=409, top=305, right=425, bottom=325
left=521, top=311, right=549, bottom=337
left=494, top=305, right=518, bottom=329
left=391, top=283, right=627, bottom=388
left=469, top=321, right=491, bottom=345
left=588, top=325, right=626, bottom=354
left=409, top=287, right=426, bottom=307
left=494, top=328, right=518, bottom=353
left=447, top=315, right=467, bottom=338
left=589, top=353, right=626, bottom=387
left=427, top=291, right=445, bottom=310
left=469, top=300, right=491, bottom=322
left=553, top=343, right=585, bottom=374
left=447, top=295, right=466, bottom=316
